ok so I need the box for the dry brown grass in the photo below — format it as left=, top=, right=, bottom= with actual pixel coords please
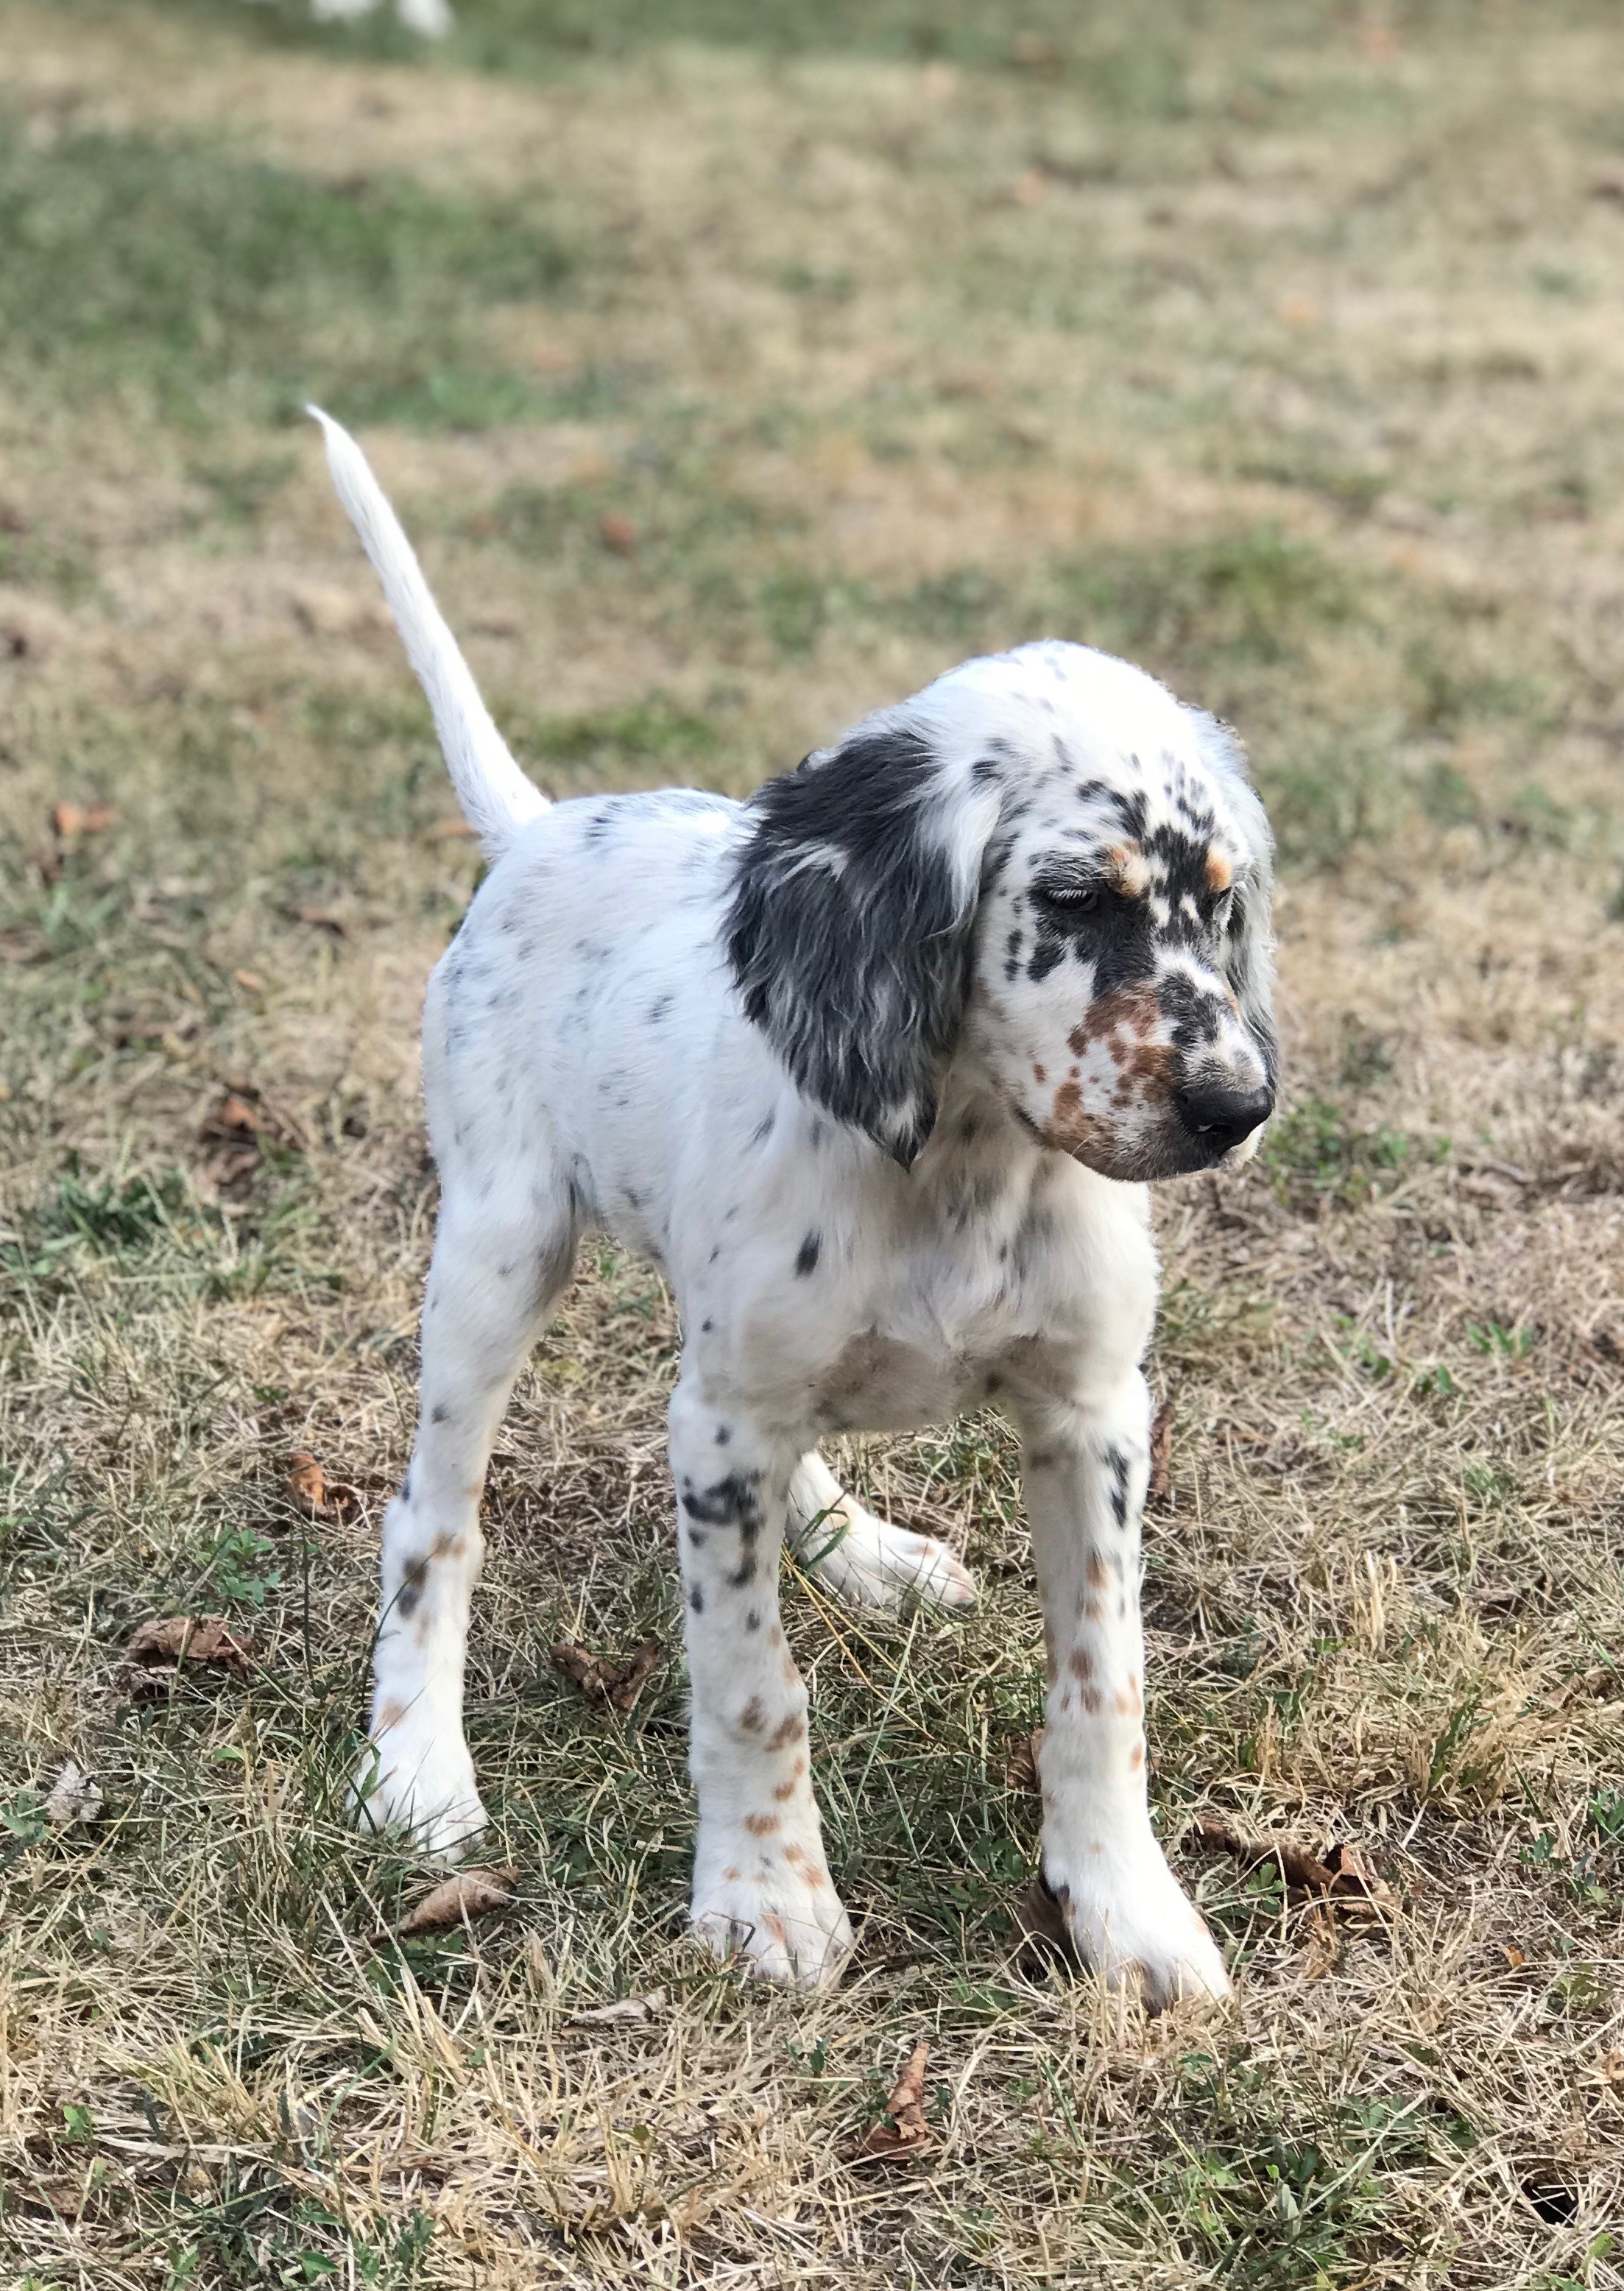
left=1, top=4, right=1623, bottom=2284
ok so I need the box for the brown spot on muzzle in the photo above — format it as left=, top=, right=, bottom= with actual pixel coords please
left=1044, top=984, right=1175, bottom=1165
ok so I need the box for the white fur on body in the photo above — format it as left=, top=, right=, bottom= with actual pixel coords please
left=317, top=409, right=1274, bottom=2005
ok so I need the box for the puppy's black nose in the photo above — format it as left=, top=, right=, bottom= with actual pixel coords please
left=1176, top=1082, right=1274, bottom=1155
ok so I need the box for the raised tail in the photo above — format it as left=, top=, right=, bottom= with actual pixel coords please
left=308, top=406, right=547, bottom=854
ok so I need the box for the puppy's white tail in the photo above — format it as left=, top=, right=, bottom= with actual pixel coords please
left=308, top=406, right=546, bottom=854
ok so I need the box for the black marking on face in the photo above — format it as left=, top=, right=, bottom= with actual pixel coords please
left=715, top=1425, right=731, bottom=1444
left=794, top=1232, right=822, bottom=1277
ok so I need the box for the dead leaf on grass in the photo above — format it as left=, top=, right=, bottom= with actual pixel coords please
left=122, top=1616, right=253, bottom=1697
left=1148, top=1398, right=1174, bottom=1503
left=551, top=1635, right=662, bottom=1712
left=50, top=801, right=117, bottom=839
left=289, top=905, right=347, bottom=938
left=1012, top=1872, right=1076, bottom=1961
left=232, top=970, right=266, bottom=995
left=200, top=1084, right=306, bottom=1187
left=598, top=511, right=638, bottom=555
left=1190, top=1818, right=1396, bottom=1912
left=860, top=2039, right=934, bottom=2160
left=428, top=815, right=479, bottom=841
left=45, top=1760, right=104, bottom=1829
left=398, top=1865, right=518, bottom=1936
left=286, top=1450, right=361, bottom=1521
left=572, top=1989, right=668, bottom=2025
left=1006, top=1729, right=1044, bottom=1793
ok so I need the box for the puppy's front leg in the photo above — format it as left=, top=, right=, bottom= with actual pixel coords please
left=1020, top=1372, right=1230, bottom=2009
left=669, top=1380, right=853, bottom=1985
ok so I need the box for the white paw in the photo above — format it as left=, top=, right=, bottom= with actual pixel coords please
left=800, top=1501, right=978, bottom=1614
left=691, top=1836, right=854, bottom=1986
left=353, top=1718, right=488, bottom=1859
left=1042, top=1838, right=1231, bottom=2011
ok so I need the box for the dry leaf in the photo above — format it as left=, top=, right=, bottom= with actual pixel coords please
left=291, top=583, right=388, bottom=640
left=1012, top=1873, right=1075, bottom=1960
left=398, top=1865, right=517, bottom=1936
left=1006, top=1729, right=1044, bottom=1793
left=200, top=1085, right=306, bottom=1188
left=861, top=2039, right=933, bottom=2159
left=1191, top=1818, right=1396, bottom=1913
left=1597, top=2049, right=1624, bottom=2087
left=1504, top=1945, right=1527, bottom=1969
left=1148, top=1398, right=1174, bottom=1503
left=572, top=1989, right=668, bottom=2025
left=123, top=1615, right=253, bottom=1696
left=286, top=1451, right=361, bottom=1521
left=427, top=816, right=479, bottom=841
left=45, top=1760, right=104, bottom=1829
left=233, top=970, right=266, bottom=994
left=287, top=1452, right=326, bottom=1512
left=292, top=905, right=347, bottom=938
left=598, top=511, right=638, bottom=555
left=551, top=1636, right=662, bottom=1713
left=51, top=800, right=117, bottom=839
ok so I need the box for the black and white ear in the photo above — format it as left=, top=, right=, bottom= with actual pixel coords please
left=727, top=724, right=997, bottom=1165
left=1190, top=711, right=1279, bottom=1087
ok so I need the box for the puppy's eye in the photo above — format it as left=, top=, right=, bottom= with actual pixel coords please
left=1034, top=881, right=1101, bottom=918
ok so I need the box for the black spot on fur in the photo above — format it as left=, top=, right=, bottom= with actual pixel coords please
left=397, top=1556, right=429, bottom=1618
left=1105, top=1446, right=1131, bottom=1528
left=430, top=1402, right=452, bottom=1426
left=794, top=1231, right=822, bottom=1277
left=688, top=1585, right=705, bottom=1614
left=727, top=1556, right=758, bottom=1589
left=682, top=1471, right=765, bottom=1540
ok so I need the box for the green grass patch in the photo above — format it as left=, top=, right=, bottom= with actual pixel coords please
left=0, top=121, right=580, bottom=428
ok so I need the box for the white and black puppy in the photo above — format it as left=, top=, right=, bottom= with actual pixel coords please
left=312, top=409, right=1277, bottom=2007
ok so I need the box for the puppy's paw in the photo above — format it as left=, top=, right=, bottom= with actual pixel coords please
left=353, top=1717, right=488, bottom=1860
left=801, top=1502, right=977, bottom=1614
left=691, top=1834, right=853, bottom=1986
left=1037, top=1838, right=1231, bottom=2012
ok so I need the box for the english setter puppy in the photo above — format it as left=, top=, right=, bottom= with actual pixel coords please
left=312, top=411, right=1277, bottom=2006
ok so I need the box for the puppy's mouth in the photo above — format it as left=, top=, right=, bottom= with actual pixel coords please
left=1042, top=1093, right=1274, bottom=1185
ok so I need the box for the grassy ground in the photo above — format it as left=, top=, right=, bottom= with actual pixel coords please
left=2, top=1, right=1623, bottom=2283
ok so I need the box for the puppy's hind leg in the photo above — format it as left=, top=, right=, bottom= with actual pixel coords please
left=356, top=1181, right=576, bottom=1857
left=786, top=1450, right=976, bottom=1613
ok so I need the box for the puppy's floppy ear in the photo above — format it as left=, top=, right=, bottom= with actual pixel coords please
left=1190, top=710, right=1279, bottom=1088
left=727, top=724, right=995, bottom=1165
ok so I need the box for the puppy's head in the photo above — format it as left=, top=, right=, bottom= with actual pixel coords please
left=727, top=640, right=1277, bottom=1178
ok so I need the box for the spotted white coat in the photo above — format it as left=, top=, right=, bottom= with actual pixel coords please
left=314, top=410, right=1277, bottom=2005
